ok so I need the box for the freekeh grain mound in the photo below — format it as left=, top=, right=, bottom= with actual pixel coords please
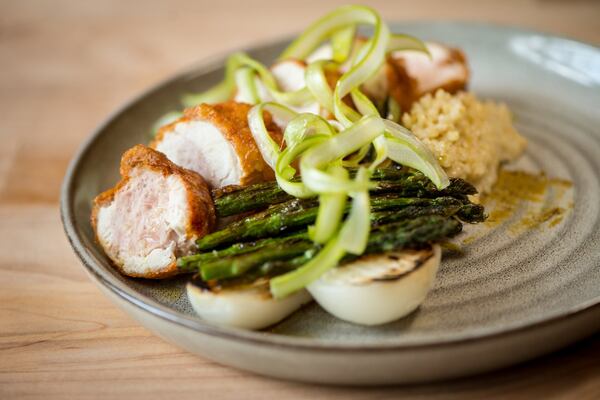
left=402, top=89, right=527, bottom=194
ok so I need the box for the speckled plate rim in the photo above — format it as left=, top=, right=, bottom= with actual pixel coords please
left=61, top=21, right=600, bottom=351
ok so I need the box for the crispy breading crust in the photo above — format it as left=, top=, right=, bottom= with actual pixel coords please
left=91, top=145, right=215, bottom=279
left=152, top=101, right=283, bottom=187
left=386, top=46, right=469, bottom=111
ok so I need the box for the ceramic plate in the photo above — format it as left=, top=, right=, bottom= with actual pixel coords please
left=61, top=23, right=600, bottom=384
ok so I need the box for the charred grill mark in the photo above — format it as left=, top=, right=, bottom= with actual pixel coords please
left=371, top=248, right=435, bottom=282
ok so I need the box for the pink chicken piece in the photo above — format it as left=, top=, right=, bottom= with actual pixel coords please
left=91, top=145, right=215, bottom=278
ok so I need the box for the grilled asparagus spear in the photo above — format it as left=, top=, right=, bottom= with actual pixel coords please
left=213, top=166, right=477, bottom=217
left=188, top=216, right=461, bottom=281
left=179, top=199, right=466, bottom=272
left=196, top=195, right=482, bottom=251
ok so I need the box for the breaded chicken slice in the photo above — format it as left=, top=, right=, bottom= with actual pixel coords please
left=306, top=37, right=389, bottom=105
left=234, top=59, right=322, bottom=115
left=152, top=101, right=283, bottom=188
left=307, top=41, right=469, bottom=111
left=91, top=145, right=215, bottom=278
left=387, top=42, right=469, bottom=110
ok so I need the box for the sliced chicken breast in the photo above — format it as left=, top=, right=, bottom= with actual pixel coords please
left=305, top=38, right=389, bottom=105
left=387, top=42, right=469, bottom=110
left=91, top=145, right=215, bottom=278
left=152, top=102, right=283, bottom=188
left=307, top=41, right=469, bottom=111
left=308, top=245, right=441, bottom=325
left=234, top=59, right=322, bottom=115
left=272, top=59, right=323, bottom=115
left=187, top=278, right=312, bottom=330
left=271, top=59, right=308, bottom=92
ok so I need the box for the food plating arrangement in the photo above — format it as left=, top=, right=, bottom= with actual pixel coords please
left=91, top=5, right=532, bottom=329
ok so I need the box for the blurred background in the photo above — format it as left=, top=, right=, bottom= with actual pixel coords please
left=1, top=1, right=599, bottom=398
left=1, top=0, right=599, bottom=206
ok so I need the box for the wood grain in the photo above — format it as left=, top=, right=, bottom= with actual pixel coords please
left=1, top=1, right=599, bottom=398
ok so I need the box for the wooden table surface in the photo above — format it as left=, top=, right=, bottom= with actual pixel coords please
left=2, top=0, right=599, bottom=398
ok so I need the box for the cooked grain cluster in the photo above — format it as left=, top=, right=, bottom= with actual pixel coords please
left=402, top=89, right=527, bottom=194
